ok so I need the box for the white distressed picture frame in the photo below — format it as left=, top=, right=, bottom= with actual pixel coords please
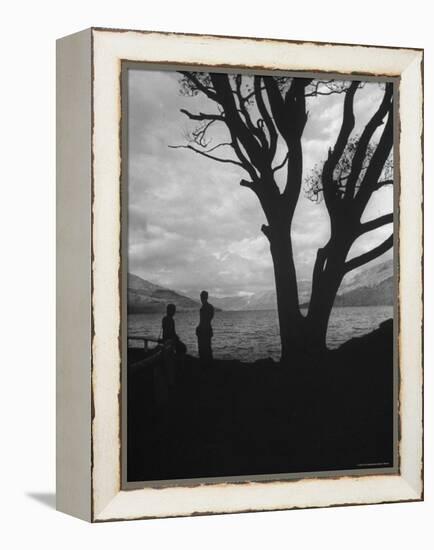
left=56, top=28, right=423, bottom=522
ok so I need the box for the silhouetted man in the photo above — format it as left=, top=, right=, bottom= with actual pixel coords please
left=196, top=290, right=214, bottom=365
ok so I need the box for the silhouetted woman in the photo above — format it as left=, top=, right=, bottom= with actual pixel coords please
left=196, top=291, right=214, bottom=365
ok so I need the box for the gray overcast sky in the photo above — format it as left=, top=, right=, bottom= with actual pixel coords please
left=127, top=69, right=393, bottom=298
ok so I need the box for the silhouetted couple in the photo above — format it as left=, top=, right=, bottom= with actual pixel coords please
left=161, top=290, right=214, bottom=365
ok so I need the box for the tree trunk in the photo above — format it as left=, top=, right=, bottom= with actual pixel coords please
left=266, top=225, right=304, bottom=361
left=307, top=245, right=347, bottom=351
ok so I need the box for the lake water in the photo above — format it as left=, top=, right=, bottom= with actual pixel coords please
left=128, top=306, right=393, bottom=362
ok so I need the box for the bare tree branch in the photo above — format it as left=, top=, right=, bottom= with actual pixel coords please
left=210, top=73, right=265, bottom=173
left=305, top=89, right=346, bottom=97
left=358, top=213, right=393, bottom=234
left=283, top=78, right=312, bottom=139
left=280, top=78, right=312, bottom=213
left=243, top=86, right=264, bottom=102
left=179, top=73, right=264, bottom=182
left=180, top=108, right=224, bottom=121
left=234, top=74, right=266, bottom=149
left=345, top=83, right=393, bottom=201
left=323, top=82, right=359, bottom=175
left=168, top=144, right=243, bottom=167
left=306, top=80, right=343, bottom=97
left=264, top=76, right=288, bottom=140
left=203, top=141, right=233, bottom=153
left=179, top=72, right=218, bottom=101
left=254, top=76, right=277, bottom=159
left=239, top=178, right=260, bottom=193
left=356, top=105, right=393, bottom=211
left=187, top=119, right=216, bottom=148
left=273, top=153, right=289, bottom=173
left=322, top=81, right=359, bottom=211
left=305, top=139, right=393, bottom=206
left=374, top=178, right=393, bottom=190
left=344, top=234, right=393, bottom=273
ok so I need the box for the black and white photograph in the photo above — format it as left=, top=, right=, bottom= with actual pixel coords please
left=1, top=0, right=429, bottom=539
left=124, top=66, right=396, bottom=484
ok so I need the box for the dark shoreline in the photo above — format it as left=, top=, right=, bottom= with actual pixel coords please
left=127, top=319, right=394, bottom=483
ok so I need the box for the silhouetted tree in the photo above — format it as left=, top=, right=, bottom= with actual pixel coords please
left=173, top=73, right=392, bottom=357
left=305, top=81, right=394, bottom=349
left=173, top=74, right=345, bottom=358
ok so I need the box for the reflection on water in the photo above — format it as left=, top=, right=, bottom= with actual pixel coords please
left=128, top=306, right=393, bottom=362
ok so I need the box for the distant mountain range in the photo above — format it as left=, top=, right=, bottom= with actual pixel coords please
left=210, top=260, right=393, bottom=310
left=128, top=273, right=200, bottom=313
left=333, top=276, right=393, bottom=307
left=128, top=259, right=393, bottom=313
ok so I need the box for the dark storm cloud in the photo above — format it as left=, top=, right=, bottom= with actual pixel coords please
left=127, top=71, right=393, bottom=296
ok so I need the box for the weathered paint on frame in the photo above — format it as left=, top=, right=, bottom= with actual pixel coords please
left=76, top=27, right=423, bottom=522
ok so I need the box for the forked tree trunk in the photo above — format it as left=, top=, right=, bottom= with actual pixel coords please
left=307, top=244, right=348, bottom=351
left=308, top=272, right=343, bottom=351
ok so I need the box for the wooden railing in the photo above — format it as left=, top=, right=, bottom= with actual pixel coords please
left=127, top=336, right=161, bottom=351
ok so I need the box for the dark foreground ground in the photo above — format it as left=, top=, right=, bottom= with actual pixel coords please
left=127, top=319, right=394, bottom=482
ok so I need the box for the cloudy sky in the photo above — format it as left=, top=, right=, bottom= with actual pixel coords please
left=127, top=69, right=393, bottom=298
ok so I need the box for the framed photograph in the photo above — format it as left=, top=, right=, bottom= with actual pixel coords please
left=56, top=28, right=423, bottom=522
